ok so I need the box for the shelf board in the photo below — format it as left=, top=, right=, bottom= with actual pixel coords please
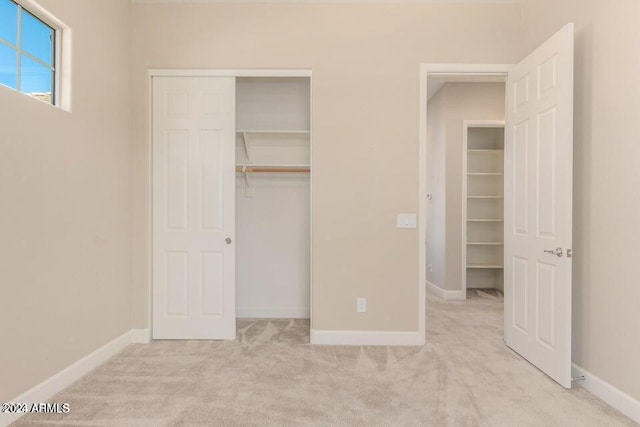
left=467, top=173, right=504, bottom=176
left=467, top=242, right=504, bottom=246
left=467, top=219, right=504, bottom=222
left=236, top=163, right=311, bottom=173
left=467, top=196, right=504, bottom=199
left=237, top=164, right=310, bottom=170
left=467, top=264, right=504, bottom=269
left=237, top=130, right=310, bottom=135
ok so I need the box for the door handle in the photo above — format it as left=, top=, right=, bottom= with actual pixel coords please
left=544, top=247, right=563, bottom=258
left=225, top=237, right=232, bottom=245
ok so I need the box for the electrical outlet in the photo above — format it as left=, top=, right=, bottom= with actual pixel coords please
left=357, top=298, right=367, bottom=313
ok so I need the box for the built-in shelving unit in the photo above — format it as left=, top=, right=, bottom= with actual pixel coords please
left=463, top=121, right=505, bottom=291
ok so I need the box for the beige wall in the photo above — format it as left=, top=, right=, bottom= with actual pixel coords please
left=0, top=0, right=132, bottom=402
left=523, top=0, right=640, bottom=402
left=442, top=83, right=505, bottom=291
left=130, top=3, right=523, bottom=332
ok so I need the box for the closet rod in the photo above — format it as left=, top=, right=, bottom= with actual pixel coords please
left=236, top=166, right=310, bottom=173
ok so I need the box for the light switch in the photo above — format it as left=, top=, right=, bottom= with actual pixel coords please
left=397, top=214, right=417, bottom=228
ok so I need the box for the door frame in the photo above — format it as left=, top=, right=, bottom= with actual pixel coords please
left=147, top=69, right=313, bottom=338
left=419, top=64, right=512, bottom=339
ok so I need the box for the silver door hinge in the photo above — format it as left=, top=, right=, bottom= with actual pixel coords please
left=567, top=249, right=574, bottom=258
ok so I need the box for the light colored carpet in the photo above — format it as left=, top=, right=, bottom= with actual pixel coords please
left=12, top=293, right=636, bottom=426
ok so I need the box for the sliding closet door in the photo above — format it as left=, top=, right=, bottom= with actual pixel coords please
left=152, top=76, right=236, bottom=340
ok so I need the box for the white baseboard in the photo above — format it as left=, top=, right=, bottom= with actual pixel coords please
left=572, top=364, right=640, bottom=424
left=237, top=307, right=310, bottom=319
left=310, top=329, right=422, bottom=346
left=131, top=328, right=151, bottom=344
left=1, top=330, right=135, bottom=427
left=426, top=280, right=466, bottom=301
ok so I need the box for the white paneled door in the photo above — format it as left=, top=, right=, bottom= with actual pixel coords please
left=152, top=77, right=236, bottom=340
left=504, top=24, right=574, bottom=388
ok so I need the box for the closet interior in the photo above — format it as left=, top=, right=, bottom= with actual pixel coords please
left=235, top=77, right=312, bottom=319
left=464, top=123, right=505, bottom=292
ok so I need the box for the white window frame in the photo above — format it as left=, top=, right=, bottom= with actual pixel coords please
left=1, top=0, right=71, bottom=111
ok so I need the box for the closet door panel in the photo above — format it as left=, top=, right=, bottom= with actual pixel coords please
left=153, top=76, right=236, bottom=340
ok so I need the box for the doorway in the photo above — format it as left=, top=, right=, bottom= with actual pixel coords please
left=422, top=71, right=509, bottom=301
left=420, top=22, right=575, bottom=390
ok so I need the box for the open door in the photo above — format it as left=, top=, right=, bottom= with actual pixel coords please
left=504, top=23, right=574, bottom=388
left=152, top=76, right=236, bottom=340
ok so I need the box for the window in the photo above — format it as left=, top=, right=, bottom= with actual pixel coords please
left=0, top=0, right=56, bottom=105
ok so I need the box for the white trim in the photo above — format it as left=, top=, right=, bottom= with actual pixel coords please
left=148, top=69, right=311, bottom=78
left=422, top=63, right=513, bottom=75
left=462, top=123, right=468, bottom=296
left=13, top=0, right=64, bottom=30
left=131, top=328, right=151, bottom=344
left=310, top=329, right=422, bottom=346
left=572, top=364, right=640, bottom=424
left=418, top=67, right=427, bottom=346
left=309, top=74, right=314, bottom=332
left=0, top=331, right=134, bottom=427
left=237, top=307, right=310, bottom=319
left=425, top=280, right=466, bottom=301
left=462, top=120, right=506, bottom=128
left=419, top=63, right=512, bottom=344
left=146, top=72, right=154, bottom=337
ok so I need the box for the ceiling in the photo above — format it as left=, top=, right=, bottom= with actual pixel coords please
left=426, top=74, right=506, bottom=101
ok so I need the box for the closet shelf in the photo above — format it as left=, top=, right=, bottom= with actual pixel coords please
left=237, top=130, right=310, bottom=135
left=237, top=130, right=310, bottom=166
left=467, top=242, right=504, bottom=246
left=236, top=164, right=310, bottom=173
left=467, top=173, right=504, bottom=176
left=468, top=219, right=504, bottom=222
left=467, top=196, right=504, bottom=199
left=467, top=264, right=504, bottom=269
left=468, top=149, right=504, bottom=152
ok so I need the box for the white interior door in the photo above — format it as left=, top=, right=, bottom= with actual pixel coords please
left=152, top=76, right=236, bottom=340
left=504, top=23, right=574, bottom=388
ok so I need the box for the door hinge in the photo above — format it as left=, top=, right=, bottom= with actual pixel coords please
left=567, top=249, right=574, bottom=258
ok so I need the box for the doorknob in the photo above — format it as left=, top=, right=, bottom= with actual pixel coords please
left=225, top=238, right=232, bottom=245
left=544, top=247, right=563, bottom=258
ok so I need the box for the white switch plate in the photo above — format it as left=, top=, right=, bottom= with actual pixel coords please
left=396, top=214, right=417, bottom=228
left=357, top=298, right=366, bottom=313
